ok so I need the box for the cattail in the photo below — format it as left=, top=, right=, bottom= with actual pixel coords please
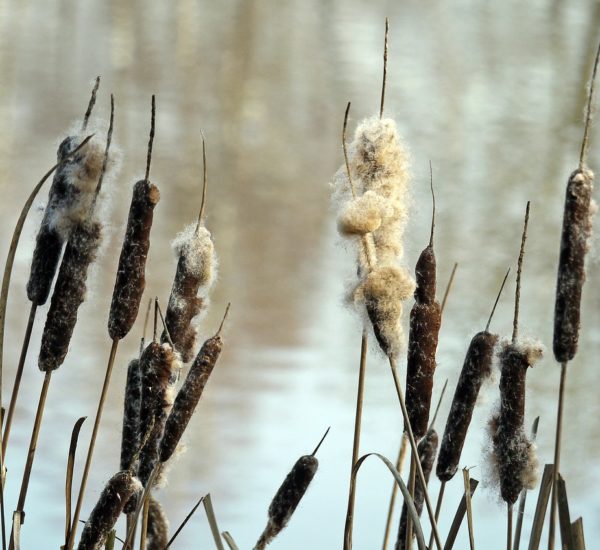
left=77, top=470, right=142, bottom=550
left=120, top=359, right=142, bottom=471
left=162, top=138, right=217, bottom=362
left=27, top=133, right=105, bottom=305
left=162, top=224, right=216, bottom=362
left=137, top=341, right=180, bottom=488
left=395, top=428, right=438, bottom=550
left=38, top=220, right=102, bottom=371
left=490, top=202, right=541, bottom=506
left=108, top=96, right=160, bottom=341
left=553, top=166, right=595, bottom=362
left=146, top=496, right=169, bottom=550
left=492, top=339, right=542, bottom=504
left=159, top=305, right=228, bottom=463
left=436, top=331, right=497, bottom=482
left=253, top=429, right=328, bottom=550
left=405, top=176, right=442, bottom=438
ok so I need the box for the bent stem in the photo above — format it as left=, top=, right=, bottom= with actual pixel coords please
left=2, top=304, right=37, bottom=459
left=388, top=358, right=442, bottom=550
left=9, top=370, right=53, bottom=550
left=66, top=338, right=119, bottom=550
left=381, top=433, right=408, bottom=550
left=343, top=330, right=369, bottom=550
left=548, top=361, right=567, bottom=550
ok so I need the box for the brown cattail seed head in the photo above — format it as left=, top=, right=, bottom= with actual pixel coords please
left=404, top=301, right=442, bottom=439
left=396, top=429, right=438, bottom=550
left=160, top=333, right=223, bottom=462
left=108, top=179, right=160, bottom=341
left=38, top=220, right=101, bottom=371
left=363, top=266, right=415, bottom=357
left=492, top=339, right=542, bottom=504
left=553, top=167, right=594, bottom=363
left=414, top=246, right=436, bottom=305
left=137, top=342, right=180, bottom=488
left=254, top=455, right=318, bottom=550
left=27, top=135, right=104, bottom=305
left=77, top=470, right=142, bottom=550
left=437, top=331, right=498, bottom=482
left=146, top=496, right=169, bottom=550
left=162, top=225, right=217, bottom=362
left=120, top=359, right=142, bottom=471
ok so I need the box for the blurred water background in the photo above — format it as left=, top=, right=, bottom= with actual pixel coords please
left=1, top=1, right=599, bottom=548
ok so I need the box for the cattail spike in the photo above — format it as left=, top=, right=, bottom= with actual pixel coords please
left=197, top=131, right=208, bottom=229
left=440, top=262, right=458, bottom=315
left=216, top=303, right=231, bottom=337
left=512, top=202, right=530, bottom=343
left=311, top=427, right=330, bottom=457
left=429, top=161, right=435, bottom=248
left=428, top=379, right=448, bottom=430
left=342, top=102, right=356, bottom=199
left=579, top=40, right=600, bottom=169
left=486, top=268, right=511, bottom=332
left=380, top=18, right=389, bottom=119
left=145, top=95, right=156, bottom=183
left=92, top=94, right=115, bottom=201
left=82, top=76, right=100, bottom=131
left=156, top=299, right=174, bottom=349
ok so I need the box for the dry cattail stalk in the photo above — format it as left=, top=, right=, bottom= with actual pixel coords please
left=405, top=171, right=442, bottom=439
left=120, top=359, right=142, bottom=472
left=253, top=431, right=327, bottom=550
left=159, top=304, right=229, bottom=463
left=548, top=42, right=600, bottom=550
left=395, top=428, right=438, bottom=550
left=489, top=203, right=541, bottom=508
left=108, top=95, right=160, bottom=342
left=137, top=340, right=180, bottom=488
left=146, top=496, right=169, bottom=550
left=162, top=140, right=217, bottom=362
left=77, top=471, right=142, bottom=550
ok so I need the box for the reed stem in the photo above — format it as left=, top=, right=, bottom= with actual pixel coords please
left=66, top=338, right=119, bottom=550
left=405, top=455, right=416, bottom=550
left=548, top=361, right=567, bottom=550
left=428, top=481, right=445, bottom=550
left=2, top=304, right=37, bottom=458
left=343, top=330, right=368, bottom=550
left=9, top=370, right=52, bottom=550
left=507, top=505, right=513, bottom=550
left=389, top=358, right=442, bottom=550
left=381, top=434, right=408, bottom=550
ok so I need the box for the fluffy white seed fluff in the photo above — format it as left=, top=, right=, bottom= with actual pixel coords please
left=171, top=224, right=217, bottom=288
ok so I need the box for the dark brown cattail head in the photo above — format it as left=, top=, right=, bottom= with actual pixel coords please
left=396, top=428, right=438, bottom=550
left=108, top=178, right=160, bottom=341
left=77, top=470, right=142, bottom=550
left=120, top=359, right=142, bottom=471
left=160, top=329, right=223, bottom=463
left=146, top=496, right=169, bottom=550
left=553, top=167, right=594, bottom=363
left=254, top=455, right=319, bottom=550
left=414, top=246, right=436, bottom=305
left=38, top=220, right=102, bottom=371
left=436, top=330, right=498, bottom=482
left=492, top=339, right=542, bottom=504
left=404, top=301, right=442, bottom=439
left=363, top=265, right=415, bottom=358
left=162, top=225, right=217, bottom=362
left=137, top=341, right=180, bottom=488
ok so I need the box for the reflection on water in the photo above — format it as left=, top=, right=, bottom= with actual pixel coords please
left=1, top=1, right=599, bottom=548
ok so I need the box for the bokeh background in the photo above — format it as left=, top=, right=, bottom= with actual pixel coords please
left=1, top=1, right=600, bottom=548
